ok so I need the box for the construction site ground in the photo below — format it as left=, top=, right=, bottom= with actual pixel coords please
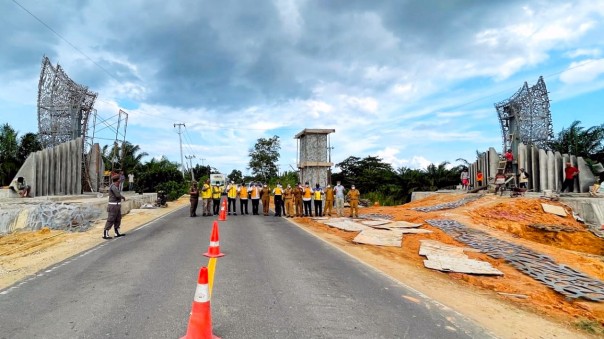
left=2, top=193, right=604, bottom=338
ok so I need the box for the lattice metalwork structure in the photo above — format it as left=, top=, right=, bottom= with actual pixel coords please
left=495, top=76, right=553, bottom=152
left=37, top=56, right=97, bottom=149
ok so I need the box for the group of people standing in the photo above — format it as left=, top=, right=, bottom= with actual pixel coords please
left=188, top=180, right=362, bottom=218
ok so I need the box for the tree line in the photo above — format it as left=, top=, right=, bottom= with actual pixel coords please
left=1, top=120, right=603, bottom=204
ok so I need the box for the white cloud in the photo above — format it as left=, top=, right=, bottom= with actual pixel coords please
left=559, top=58, right=604, bottom=84
left=565, top=48, right=601, bottom=58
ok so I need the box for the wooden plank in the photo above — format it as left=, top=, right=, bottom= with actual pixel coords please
left=353, top=229, right=403, bottom=247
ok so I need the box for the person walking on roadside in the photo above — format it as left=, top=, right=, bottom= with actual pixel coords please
left=347, top=184, right=360, bottom=218
left=460, top=169, right=469, bottom=190
left=284, top=184, right=294, bottom=217
left=212, top=183, right=222, bottom=216
left=260, top=184, right=270, bottom=216
left=250, top=183, right=261, bottom=215
left=324, top=184, right=334, bottom=217
left=293, top=182, right=303, bottom=217
left=273, top=183, right=284, bottom=217
left=201, top=179, right=212, bottom=216
left=189, top=181, right=199, bottom=217
left=313, top=183, right=324, bottom=217
left=561, top=162, right=580, bottom=193
left=302, top=182, right=313, bottom=217
left=227, top=181, right=238, bottom=215
left=103, top=175, right=126, bottom=239
left=334, top=181, right=346, bottom=217
left=238, top=182, right=249, bottom=215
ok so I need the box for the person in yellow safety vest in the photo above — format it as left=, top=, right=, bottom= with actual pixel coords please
left=312, top=183, right=324, bottom=217
left=260, top=184, right=270, bottom=216
left=284, top=184, right=294, bottom=218
left=302, top=182, right=313, bottom=217
left=324, top=184, right=334, bottom=217
left=211, top=184, right=222, bottom=216
left=272, top=183, right=284, bottom=217
left=226, top=181, right=238, bottom=215
left=250, top=183, right=261, bottom=215
left=347, top=184, right=360, bottom=218
left=293, top=182, right=303, bottom=217
left=238, top=182, right=249, bottom=215
left=201, top=179, right=212, bottom=216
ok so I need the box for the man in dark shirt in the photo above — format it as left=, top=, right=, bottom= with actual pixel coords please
left=103, top=175, right=126, bottom=239
left=189, top=181, right=199, bottom=217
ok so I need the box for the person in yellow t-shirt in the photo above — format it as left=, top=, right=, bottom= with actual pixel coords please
left=211, top=184, right=222, bottom=215
left=201, top=179, right=212, bottom=216
left=272, top=183, right=284, bottom=217
left=312, top=183, right=324, bottom=217
left=302, top=182, right=313, bottom=217
left=250, top=183, right=261, bottom=215
left=226, top=181, right=238, bottom=215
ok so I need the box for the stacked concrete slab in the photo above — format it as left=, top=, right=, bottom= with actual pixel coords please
left=469, top=142, right=597, bottom=193
left=10, top=137, right=103, bottom=197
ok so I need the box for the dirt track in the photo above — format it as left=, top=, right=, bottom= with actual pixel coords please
left=2, top=193, right=604, bottom=338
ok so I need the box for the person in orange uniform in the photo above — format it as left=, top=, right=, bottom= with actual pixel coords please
left=238, top=182, right=249, bottom=215
left=476, top=170, right=484, bottom=187
left=347, top=184, right=360, bottom=218
left=293, top=182, right=303, bottom=217
left=284, top=184, right=294, bottom=218
left=323, top=184, right=334, bottom=217
left=201, top=179, right=212, bottom=216
left=260, top=184, right=271, bottom=216
left=189, top=181, right=199, bottom=217
left=226, top=181, right=238, bottom=215
left=302, top=182, right=313, bottom=217
left=250, top=183, right=261, bottom=215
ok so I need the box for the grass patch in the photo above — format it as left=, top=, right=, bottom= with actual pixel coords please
left=575, top=318, right=604, bottom=335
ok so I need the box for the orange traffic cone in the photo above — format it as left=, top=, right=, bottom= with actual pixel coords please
left=181, top=267, right=220, bottom=339
left=218, top=199, right=227, bottom=221
left=204, top=221, right=225, bottom=258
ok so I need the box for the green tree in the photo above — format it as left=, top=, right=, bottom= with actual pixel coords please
left=228, top=169, right=243, bottom=184
left=17, top=132, right=42, bottom=163
left=248, top=135, right=280, bottom=181
left=0, top=123, right=19, bottom=185
left=136, top=157, right=186, bottom=199
left=549, top=120, right=604, bottom=158
left=101, top=141, right=148, bottom=174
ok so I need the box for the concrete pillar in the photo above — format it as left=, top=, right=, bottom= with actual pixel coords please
left=554, top=152, right=562, bottom=192
left=539, top=149, right=547, bottom=192
left=60, top=143, right=67, bottom=195
left=76, top=138, right=82, bottom=194
left=577, top=157, right=596, bottom=193
left=488, top=147, right=498, bottom=179
left=517, top=142, right=527, bottom=174
left=546, top=150, right=555, bottom=191
left=570, top=155, right=578, bottom=192
left=531, top=146, right=540, bottom=191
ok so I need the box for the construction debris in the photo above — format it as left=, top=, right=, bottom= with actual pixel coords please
left=353, top=229, right=403, bottom=247
left=541, top=203, right=567, bottom=217
left=426, top=219, right=604, bottom=301
left=322, top=219, right=370, bottom=232
left=419, top=240, right=503, bottom=276
left=411, top=195, right=481, bottom=212
left=528, top=224, right=580, bottom=233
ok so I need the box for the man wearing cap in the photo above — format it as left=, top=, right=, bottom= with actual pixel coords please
left=201, top=179, right=212, bottom=216
left=324, top=184, right=334, bottom=217
left=250, top=183, right=261, bottom=215
left=227, top=181, right=238, bottom=215
left=189, top=181, right=199, bottom=217
left=260, top=184, right=270, bottom=216
left=293, top=182, right=303, bottom=217
left=334, top=181, right=346, bottom=217
left=347, top=184, right=360, bottom=218
left=103, top=175, right=126, bottom=239
left=284, top=184, right=294, bottom=217
left=238, top=182, right=249, bottom=215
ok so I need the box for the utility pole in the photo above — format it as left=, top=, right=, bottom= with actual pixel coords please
left=174, top=123, right=186, bottom=178
left=185, top=155, right=196, bottom=181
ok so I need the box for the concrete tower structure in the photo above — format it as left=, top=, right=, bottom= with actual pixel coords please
left=295, top=129, right=335, bottom=187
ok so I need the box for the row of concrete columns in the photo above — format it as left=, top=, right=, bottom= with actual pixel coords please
left=468, top=142, right=597, bottom=193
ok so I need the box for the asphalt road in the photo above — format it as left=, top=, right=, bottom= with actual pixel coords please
left=0, top=202, right=493, bottom=338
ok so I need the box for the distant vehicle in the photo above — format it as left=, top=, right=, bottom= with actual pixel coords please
left=210, top=173, right=226, bottom=193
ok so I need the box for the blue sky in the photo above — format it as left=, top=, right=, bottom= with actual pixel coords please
left=1, top=1, right=603, bottom=175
